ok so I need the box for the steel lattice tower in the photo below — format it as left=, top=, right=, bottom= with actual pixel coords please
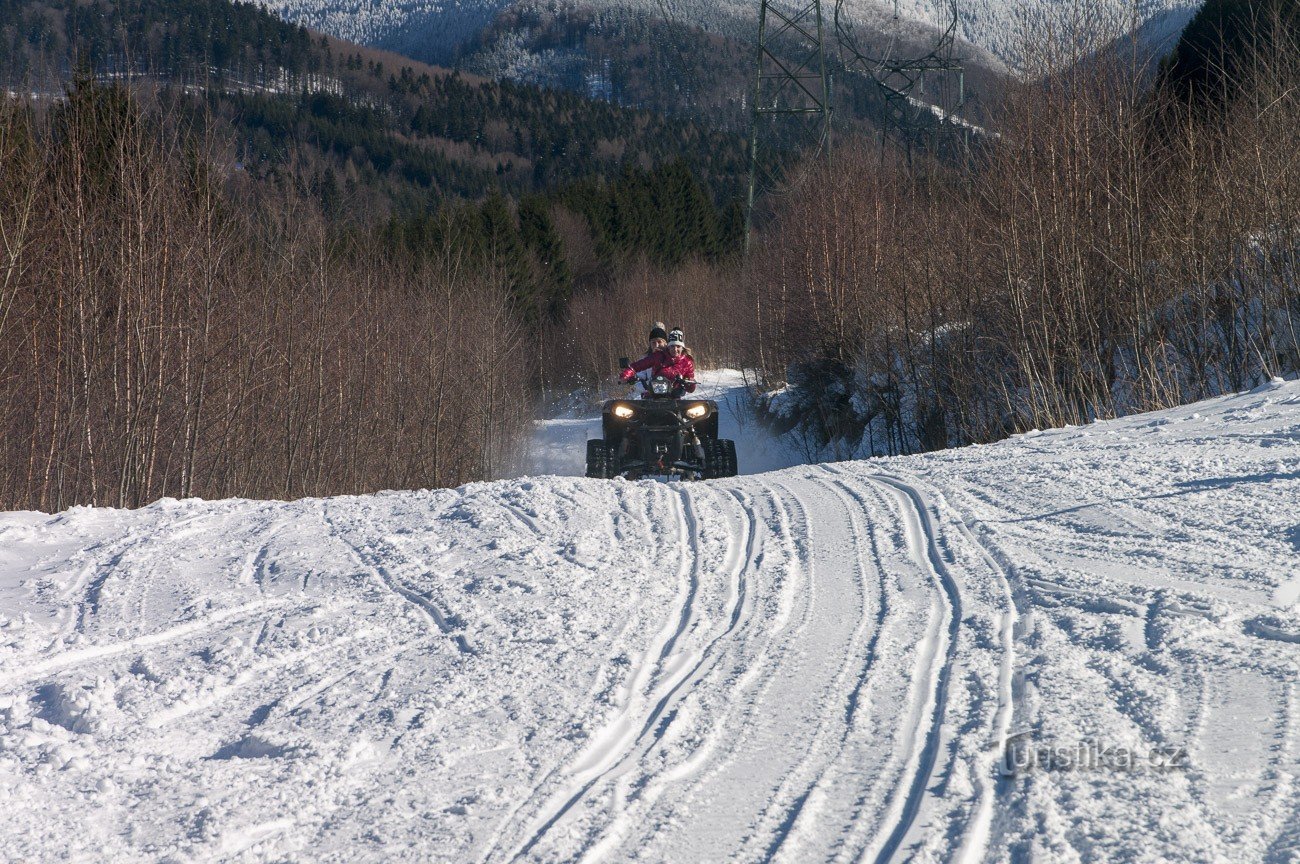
left=835, top=0, right=969, bottom=165
left=743, top=0, right=833, bottom=248
left=743, top=1, right=972, bottom=247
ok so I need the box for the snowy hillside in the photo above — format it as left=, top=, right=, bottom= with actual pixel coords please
left=889, top=0, right=1199, bottom=68
left=3, top=376, right=1300, bottom=861
left=261, top=0, right=507, bottom=61
left=258, top=0, right=1199, bottom=70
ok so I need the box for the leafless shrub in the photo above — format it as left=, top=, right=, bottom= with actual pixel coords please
left=750, top=8, right=1300, bottom=454
left=0, top=83, right=528, bottom=510
left=552, top=254, right=750, bottom=389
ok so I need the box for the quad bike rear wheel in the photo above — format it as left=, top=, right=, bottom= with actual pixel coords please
left=704, top=438, right=738, bottom=479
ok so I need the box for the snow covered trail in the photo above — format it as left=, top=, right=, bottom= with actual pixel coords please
left=0, top=476, right=1013, bottom=861
left=2, top=379, right=1299, bottom=862
left=489, top=470, right=1014, bottom=864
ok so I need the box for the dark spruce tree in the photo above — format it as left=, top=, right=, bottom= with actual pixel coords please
left=1160, top=0, right=1300, bottom=110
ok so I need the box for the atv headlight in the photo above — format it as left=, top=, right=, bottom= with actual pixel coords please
left=613, top=404, right=635, bottom=419
left=685, top=403, right=708, bottom=419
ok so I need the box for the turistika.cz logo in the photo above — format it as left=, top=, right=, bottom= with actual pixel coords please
left=999, top=730, right=1189, bottom=776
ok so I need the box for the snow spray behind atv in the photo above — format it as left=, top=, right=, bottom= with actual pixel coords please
left=586, top=361, right=738, bottom=481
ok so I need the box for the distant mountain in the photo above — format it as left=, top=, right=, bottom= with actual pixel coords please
left=253, top=0, right=1011, bottom=139
left=458, top=3, right=779, bottom=127
left=452, top=1, right=1007, bottom=132
left=0, top=0, right=752, bottom=214
left=256, top=0, right=1201, bottom=74
left=258, top=0, right=783, bottom=65
left=874, top=0, right=1201, bottom=70
left=251, top=0, right=1202, bottom=147
left=260, top=0, right=507, bottom=63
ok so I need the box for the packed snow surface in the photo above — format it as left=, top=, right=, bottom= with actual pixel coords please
left=3, top=376, right=1300, bottom=862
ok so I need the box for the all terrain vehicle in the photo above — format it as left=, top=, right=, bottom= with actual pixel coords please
left=586, top=373, right=738, bottom=480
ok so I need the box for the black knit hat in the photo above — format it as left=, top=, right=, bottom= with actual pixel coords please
left=649, top=322, right=668, bottom=342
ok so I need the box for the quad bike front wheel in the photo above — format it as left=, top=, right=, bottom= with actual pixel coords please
left=585, top=439, right=616, bottom=479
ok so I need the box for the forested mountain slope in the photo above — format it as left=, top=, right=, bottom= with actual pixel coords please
left=256, top=0, right=1009, bottom=129
left=256, top=0, right=1196, bottom=75
left=1159, top=0, right=1300, bottom=105
left=0, top=0, right=750, bottom=214
left=0, top=0, right=756, bottom=513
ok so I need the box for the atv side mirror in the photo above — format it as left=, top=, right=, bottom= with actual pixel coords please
left=619, top=356, right=630, bottom=370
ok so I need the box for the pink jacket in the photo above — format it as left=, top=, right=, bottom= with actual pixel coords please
left=621, top=350, right=697, bottom=393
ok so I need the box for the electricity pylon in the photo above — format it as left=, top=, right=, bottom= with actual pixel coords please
left=743, top=1, right=972, bottom=248
left=835, top=0, right=969, bottom=164
left=743, top=0, right=834, bottom=248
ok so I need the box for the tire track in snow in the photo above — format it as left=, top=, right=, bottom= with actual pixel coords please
left=836, top=469, right=1024, bottom=861
left=144, top=623, right=383, bottom=729
left=1263, top=679, right=1300, bottom=862
left=320, top=500, right=477, bottom=656
left=862, top=473, right=964, bottom=864
left=654, top=486, right=705, bottom=668
left=763, top=472, right=895, bottom=861
left=577, top=486, right=763, bottom=862
left=631, top=471, right=891, bottom=863
left=503, top=485, right=705, bottom=861
left=0, top=597, right=291, bottom=689
left=74, top=529, right=147, bottom=636
left=746, top=474, right=882, bottom=861
left=474, top=485, right=668, bottom=864
left=506, top=485, right=755, bottom=863
left=604, top=481, right=808, bottom=860
left=693, top=474, right=819, bottom=860
left=879, top=472, right=1019, bottom=864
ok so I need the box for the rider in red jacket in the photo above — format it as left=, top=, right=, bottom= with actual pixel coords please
left=620, top=328, right=696, bottom=395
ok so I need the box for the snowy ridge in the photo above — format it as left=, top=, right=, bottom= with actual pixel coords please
left=888, top=0, right=1200, bottom=69
left=258, top=0, right=1199, bottom=71
left=3, top=377, right=1300, bottom=860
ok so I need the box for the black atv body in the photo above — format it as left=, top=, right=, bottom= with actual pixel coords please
left=586, top=378, right=738, bottom=480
